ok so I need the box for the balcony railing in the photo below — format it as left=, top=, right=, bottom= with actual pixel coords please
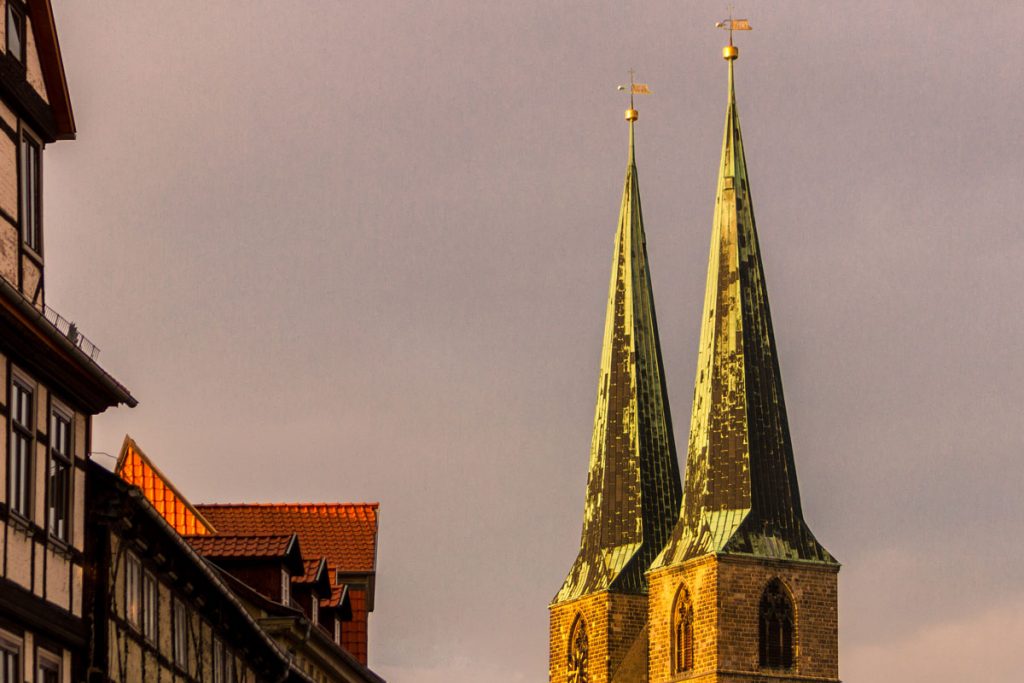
left=42, top=304, right=100, bottom=360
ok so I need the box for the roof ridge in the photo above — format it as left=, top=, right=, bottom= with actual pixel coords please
left=195, top=502, right=379, bottom=508
left=183, top=532, right=294, bottom=539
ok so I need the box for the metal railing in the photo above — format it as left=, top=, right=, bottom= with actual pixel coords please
left=42, top=304, right=100, bottom=360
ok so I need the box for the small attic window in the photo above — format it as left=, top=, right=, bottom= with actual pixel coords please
left=6, top=3, right=24, bottom=62
left=281, top=569, right=291, bottom=605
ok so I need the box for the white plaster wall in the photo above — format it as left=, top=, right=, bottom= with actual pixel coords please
left=6, top=526, right=32, bottom=587
left=0, top=416, right=7, bottom=503
left=71, top=562, right=82, bottom=616
left=32, top=440, right=45, bottom=524
left=158, top=582, right=172, bottom=656
left=24, top=18, right=47, bottom=104
left=21, top=255, right=40, bottom=303
left=45, top=547, right=70, bottom=610
left=32, top=538, right=44, bottom=597
left=0, top=132, right=17, bottom=220
left=74, top=413, right=86, bottom=459
left=0, top=222, right=16, bottom=285
left=34, top=383, right=46, bottom=431
left=0, top=101, right=15, bottom=130
left=72, top=468, right=85, bottom=552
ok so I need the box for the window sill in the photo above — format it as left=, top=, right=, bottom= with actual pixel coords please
left=8, top=511, right=33, bottom=535
left=47, top=535, right=73, bottom=558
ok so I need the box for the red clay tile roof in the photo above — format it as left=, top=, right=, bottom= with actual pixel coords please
left=184, top=534, right=296, bottom=559
left=321, top=583, right=348, bottom=610
left=116, top=436, right=215, bottom=536
left=195, top=504, right=379, bottom=574
left=295, top=558, right=326, bottom=584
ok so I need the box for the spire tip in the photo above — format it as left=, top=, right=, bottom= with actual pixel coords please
left=625, top=108, right=638, bottom=121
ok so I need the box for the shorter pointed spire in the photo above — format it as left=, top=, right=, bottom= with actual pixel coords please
left=555, top=105, right=681, bottom=603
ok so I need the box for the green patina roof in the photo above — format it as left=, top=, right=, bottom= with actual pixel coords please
left=652, top=57, right=837, bottom=569
left=555, top=118, right=683, bottom=604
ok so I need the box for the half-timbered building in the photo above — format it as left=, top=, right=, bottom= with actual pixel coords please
left=0, top=2, right=136, bottom=681
left=112, top=437, right=384, bottom=683
left=84, top=462, right=318, bottom=683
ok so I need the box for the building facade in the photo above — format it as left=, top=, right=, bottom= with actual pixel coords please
left=0, top=2, right=136, bottom=682
left=552, top=42, right=839, bottom=683
left=84, top=463, right=316, bottom=683
left=113, top=437, right=383, bottom=683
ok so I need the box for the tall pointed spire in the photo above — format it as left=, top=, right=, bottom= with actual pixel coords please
left=555, top=106, right=682, bottom=603
left=654, top=45, right=835, bottom=568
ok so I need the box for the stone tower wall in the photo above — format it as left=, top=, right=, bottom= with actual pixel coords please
left=550, top=592, right=648, bottom=683
left=648, top=555, right=839, bottom=683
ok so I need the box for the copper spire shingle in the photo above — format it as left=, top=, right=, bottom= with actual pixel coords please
left=555, top=109, right=682, bottom=602
left=654, top=51, right=835, bottom=568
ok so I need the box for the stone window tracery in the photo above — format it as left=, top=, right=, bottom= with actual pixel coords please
left=673, top=584, right=694, bottom=673
left=567, top=614, right=589, bottom=683
left=759, top=578, right=795, bottom=669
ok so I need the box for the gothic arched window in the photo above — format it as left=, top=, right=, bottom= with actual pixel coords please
left=567, top=614, right=589, bottom=683
left=759, top=578, right=795, bottom=669
left=672, top=584, right=694, bottom=673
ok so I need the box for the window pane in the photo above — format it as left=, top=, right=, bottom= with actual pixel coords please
left=48, top=412, right=72, bottom=539
left=5, top=6, right=21, bottom=61
left=126, top=554, right=142, bottom=627
left=19, top=138, right=40, bottom=251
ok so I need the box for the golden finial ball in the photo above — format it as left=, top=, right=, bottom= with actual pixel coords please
left=723, top=45, right=739, bottom=60
left=625, top=109, right=638, bottom=121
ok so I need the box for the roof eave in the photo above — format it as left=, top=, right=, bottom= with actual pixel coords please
left=27, top=0, right=75, bottom=138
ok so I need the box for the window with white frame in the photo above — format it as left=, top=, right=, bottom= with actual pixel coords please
left=311, top=597, right=318, bottom=624
left=143, top=572, right=158, bottom=642
left=125, top=552, right=142, bottom=628
left=35, top=650, right=60, bottom=683
left=173, top=598, right=188, bottom=668
left=47, top=407, right=72, bottom=541
left=212, top=637, right=224, bottom=683
left=281, top=569, right=290, bottom=605
left=5, top=2, right=24, bottom=62
left=0, top=633, right=19, bottom=683
left=8, top=376, right=34, bottom=518
left=19, top=132, right=40, bottom=253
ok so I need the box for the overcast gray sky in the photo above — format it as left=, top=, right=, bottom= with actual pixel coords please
left=45, top=2, right=1024, bottom=681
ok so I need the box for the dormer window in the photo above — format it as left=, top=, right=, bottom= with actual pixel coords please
left=20, top=132, right=40, bottom=253
left=281, top=569, right=290, bottom=605
left=5, top=3, right=24, bottom=62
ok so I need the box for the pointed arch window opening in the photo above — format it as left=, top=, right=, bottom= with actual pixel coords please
left=567, top=614, right=589, bottom=683
left=673, top=585, right=695, bottom=673
left=759, top=579, right=795, bottom=670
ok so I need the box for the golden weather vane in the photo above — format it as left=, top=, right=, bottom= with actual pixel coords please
left=616, top=69, right=651, bottom=121
left=716, top=10, right=752, bottom=60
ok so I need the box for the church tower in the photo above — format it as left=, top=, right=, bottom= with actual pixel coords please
left=550, top=100, right=682, bottom=683
left=646, top=35, right=840, bottom=683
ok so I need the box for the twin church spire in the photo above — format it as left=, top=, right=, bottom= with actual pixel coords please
left=555, top=104, right=682, bottom=603
left=557, top=34, right=833, bottom=607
